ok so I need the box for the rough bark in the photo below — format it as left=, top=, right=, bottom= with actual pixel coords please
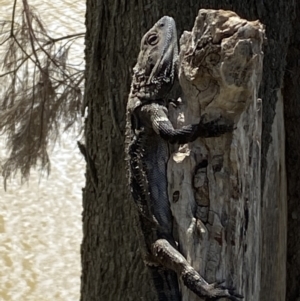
left=168, top=10, right=264, bottom=301
left=81, top=1, right=296, bottom=301
left=284, top=2, right=300, bottom=300
left=81, top=2, right=200, bottom=300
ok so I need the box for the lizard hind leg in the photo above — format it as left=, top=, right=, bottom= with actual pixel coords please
left=151, top=238, right=243, bottom=300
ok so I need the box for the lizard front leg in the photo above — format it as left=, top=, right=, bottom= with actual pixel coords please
left=139, top=103, right=234, bottom=144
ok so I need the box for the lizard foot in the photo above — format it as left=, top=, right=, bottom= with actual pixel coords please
left=181, top=268, right=243, bottom=301
left=198, top=113, right=235, bottom=138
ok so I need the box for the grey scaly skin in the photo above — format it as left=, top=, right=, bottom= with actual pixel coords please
left=126, top=16, right=243, bottom=301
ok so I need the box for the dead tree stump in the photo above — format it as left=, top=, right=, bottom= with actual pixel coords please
left=168, top=9, right=265, bottom=301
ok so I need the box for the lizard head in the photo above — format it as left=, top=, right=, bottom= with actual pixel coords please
left=133, top=16, right=178, bottom=99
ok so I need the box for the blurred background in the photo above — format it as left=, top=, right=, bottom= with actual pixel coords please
left=0, top=1, right=85, bottom=300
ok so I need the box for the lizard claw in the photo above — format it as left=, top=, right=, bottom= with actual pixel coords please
left=181, top=269, right=243, bottom=301
left=198, top=113, right=235, bottom=138
left=214, top=279, right=226, bottom=287
left=205, top=282, right=244, bottom=301
left=202, top=282, right=243, bottom=300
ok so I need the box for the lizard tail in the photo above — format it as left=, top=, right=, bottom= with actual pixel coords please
left=148, top=266, right=181, bottom=301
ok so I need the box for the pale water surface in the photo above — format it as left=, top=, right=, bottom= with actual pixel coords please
left=0, top=1, right=85, bottom=300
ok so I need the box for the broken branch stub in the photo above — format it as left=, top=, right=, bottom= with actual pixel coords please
left=168, top=9, right=264, bottom=301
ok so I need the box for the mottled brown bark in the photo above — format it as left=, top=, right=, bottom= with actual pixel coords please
left=82, top=1, right=297, bottom=301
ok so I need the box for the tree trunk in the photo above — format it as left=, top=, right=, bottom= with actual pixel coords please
left=284, top=3, right=300, bottom=300
left=81, top=1, right=296, bottom=301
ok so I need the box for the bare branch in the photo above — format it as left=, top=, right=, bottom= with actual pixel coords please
left=0, top=0, right=85, bottom=184
left=0, top=36, right=11, bottom=46
left=44, top=32, right=85, bottom=45
left=11, top=0, right=18, bottom=36
left=22, top=0, right=42, bottom=70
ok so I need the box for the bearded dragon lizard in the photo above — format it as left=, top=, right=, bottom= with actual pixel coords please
left=126, top=16, right=242, bottom=301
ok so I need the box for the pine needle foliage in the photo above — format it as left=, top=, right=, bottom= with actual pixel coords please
left=0, top=0, right=85, bottom=186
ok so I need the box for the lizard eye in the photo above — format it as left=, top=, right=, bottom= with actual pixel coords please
left=147, top=34, right=159, bottom=46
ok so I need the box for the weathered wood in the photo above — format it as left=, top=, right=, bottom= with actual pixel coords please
left=168, top=10, right=264, bottom=301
